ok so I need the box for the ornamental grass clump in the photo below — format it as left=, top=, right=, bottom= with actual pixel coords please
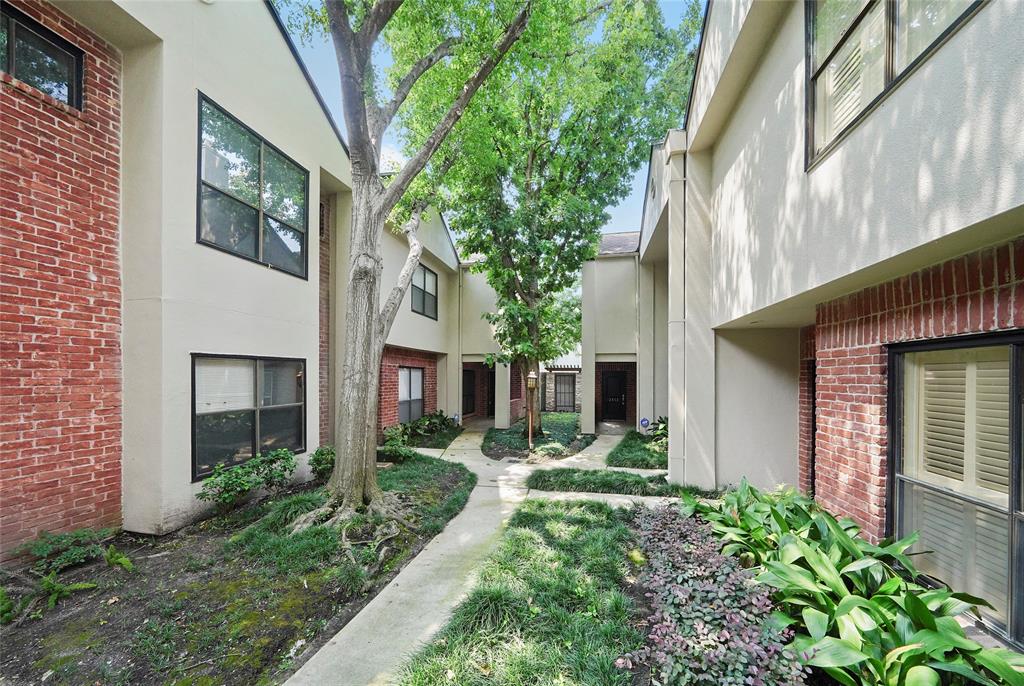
left=688, top=481, right=1024, bottom=686
left=618, top=506, right=808, bottom=685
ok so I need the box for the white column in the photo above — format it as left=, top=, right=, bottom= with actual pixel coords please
left=682, top=150, right=716, bottom=490
left=494, top=362, right=511, bottom=429
left=666, top=153, right=687, bottom=484
left=581, top=260, right=597, bottom=434
left=637, top=259, right=655, bottom=432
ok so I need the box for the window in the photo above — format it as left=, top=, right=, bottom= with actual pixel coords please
left=555, top=374, right=576, bottom=412
left=807, top=0, right=981, bottom=161
left=192, top=355, right=305, bottom=479
left=398, top=366, right=424, bottom=423
left=1, top=3, right=83, bottom=108
left=411, top=264, right=437, bottom=319
left=891, top=336, right=1022, bottom=647
left=197, top=95, right=309, bottom=277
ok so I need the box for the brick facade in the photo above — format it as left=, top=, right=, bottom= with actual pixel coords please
left=318, top=202, right=331, bottom=445
left=594, top=362, right=636, bottom=426
left=378, top=346, right=438, bottom=432
left=805, top=237, right=1024, bottom=541
left=0, top=0, right=122, bottom=559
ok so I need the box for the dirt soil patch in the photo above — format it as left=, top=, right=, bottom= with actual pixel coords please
left=0, top=454, right=475, bottom=686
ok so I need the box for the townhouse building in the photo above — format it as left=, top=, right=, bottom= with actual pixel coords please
left=0, top=0, right=522, bottom=561
left=584, top=0, right=1023, bottom=646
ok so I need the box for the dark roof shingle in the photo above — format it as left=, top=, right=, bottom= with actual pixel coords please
left=598, top=231, right=640, bottom=255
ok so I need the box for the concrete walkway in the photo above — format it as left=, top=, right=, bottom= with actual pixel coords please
left=286, top=428, right=673, bottom=686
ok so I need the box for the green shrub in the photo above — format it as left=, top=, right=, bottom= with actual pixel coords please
left=377, top=445, right=417, bottom=463
left=383, top=424, right=409, bottom=447
left=648, top=416, right=668, bottom=440
left=606, top=430, right=667, bottom=469
left=383, top=411, right=458, bottom=449
left=103, top=545, right=134, bottom=572
left=688, top=481, right=1024, bottom=686
left=309, top=445, right=336, bottom=480
left=39, top=572, right=97, bottom=609
left=197, top=449, right=297, bottom=511
left=19, top=527, right=114, bottom=575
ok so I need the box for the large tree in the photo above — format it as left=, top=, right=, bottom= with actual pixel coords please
left=282, top=0, right=591, bottom=523
left=401, top=0, right=700, bottom=432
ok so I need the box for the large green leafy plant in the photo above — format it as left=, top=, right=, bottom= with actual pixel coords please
left=686, top=482, right=1024, bottom=686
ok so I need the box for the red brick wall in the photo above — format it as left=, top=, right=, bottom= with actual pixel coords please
left=461, top=362, right=491, bottom=418
left=0, top=0, right=122, bottom=560
left=318, top=202, right=331, bottom=445
left=378, top=346, right=438, bottom=433
left=510, top=365, right=526, bottom=421
left=809, top=237, right=1023, bottom=541
left=594, top=362, right=636, bottom=426
left=797, top=326, right=816, bottom=495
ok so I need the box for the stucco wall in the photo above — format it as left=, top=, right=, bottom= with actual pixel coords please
left=80, top=0, right=353, bottom=534
left=382, top=209, right=455, bottom=355
left=592, top=256, right=638, bottom=355
left=715, top=329, right=800, bottom=490
left=460, top=268, right=500, bottom=355
left=706, top=0, right=1024, bottom=327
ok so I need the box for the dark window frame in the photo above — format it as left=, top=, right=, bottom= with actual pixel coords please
left=1, top=2, right=84, bottom=109
left=804, top=0, right=986, bottom=170
left=886, top=330, right=1023, bottom=649
left=411, top=263, right=438, bottom=320
left=555, top=373, right=576, bottom=412
left=398, top=365, right=425, bottom=424
left=195, top=92, right=310, bottom=279
left=191, top=353, right=307, bottom=481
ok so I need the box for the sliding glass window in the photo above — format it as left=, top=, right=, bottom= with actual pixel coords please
left=197, top=95, right=309, bottom=277
left=192, top=355, right=305, bottom=479
left=807, top=0, right=981, bottom=162
left=891, top=335, right=1022, bottom=647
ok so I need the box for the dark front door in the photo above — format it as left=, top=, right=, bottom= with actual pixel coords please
left=487, top=369, right=496, bottom=417
left=462, top=369, right=476, bottom=415
left=601, top=371, right=627, bottom=420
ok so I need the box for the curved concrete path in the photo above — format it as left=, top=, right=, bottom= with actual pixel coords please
left=285, top=428, right=673, bottom=686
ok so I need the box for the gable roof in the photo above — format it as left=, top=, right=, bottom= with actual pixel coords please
left=598, top=231, right=640, bottom=255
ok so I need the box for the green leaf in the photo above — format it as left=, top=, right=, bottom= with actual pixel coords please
left=927, top=659, right=999, bottom=686
left=974, top=649, right=1024, bottom=686
left=903, top=591, right=937, bottom=631
left=904, top=665, right=940, bottom=686
left=804, top=637, right=870, bottom=668
left=909, top=628, right=981, bottom=659
left=803, top=606, right=829, bottom=640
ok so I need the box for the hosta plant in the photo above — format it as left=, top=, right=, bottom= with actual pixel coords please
left=686, top=481, right=1024, bottom=686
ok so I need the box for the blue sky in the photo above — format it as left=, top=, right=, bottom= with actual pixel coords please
left=284, top=2, right=695, bottom=234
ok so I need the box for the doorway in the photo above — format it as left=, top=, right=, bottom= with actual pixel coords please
left=601, top=371, right=627, bottom=420
left=462, top=369, right=475, bottom=416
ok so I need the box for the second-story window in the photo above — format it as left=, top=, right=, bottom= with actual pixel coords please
left=198, top=94, right=309, bottom=277
left=411, top=264, right=437, bottom=319
left=1, top=3, right=84, bottom=108
left=808, top=0, right=979, bottom=161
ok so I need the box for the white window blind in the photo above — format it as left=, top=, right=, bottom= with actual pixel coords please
left=399, top=367, right=410, bottom=402
left=195, top=358, right=254, bottom=414
left=905, top=346, right=1010, bottom=504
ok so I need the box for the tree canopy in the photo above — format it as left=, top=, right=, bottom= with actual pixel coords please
left=400, top=0, right=701, bottom=372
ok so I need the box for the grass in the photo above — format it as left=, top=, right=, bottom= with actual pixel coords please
left=605, top=430, right=667, bottom=469
left=482, top=412, right=595, bottom=458
left=525, top=467, right=718, bottom=498
left=408, top=424, right=463, bottom=450
left=229, top=454, right=477, bottom=571
left=398, top=498, right=641, bottom=685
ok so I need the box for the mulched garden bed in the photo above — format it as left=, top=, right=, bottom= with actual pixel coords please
left=0, top=454, right=475, bottom=686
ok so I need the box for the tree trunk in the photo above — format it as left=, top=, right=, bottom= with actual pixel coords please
left=327, top=174, right=386, bottom=509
